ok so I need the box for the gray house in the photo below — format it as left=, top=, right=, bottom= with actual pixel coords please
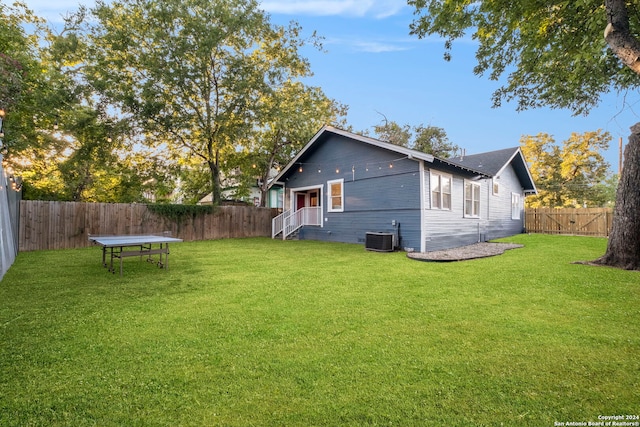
left=270, top=126, right=537, bottom=252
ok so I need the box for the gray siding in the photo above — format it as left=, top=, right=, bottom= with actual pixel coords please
left=279, top=131, right=528, bottom=252
left=423, top=169, right=488, bottom=251
left=422, top=164, right=525, bottom=252
left=485, top=166, right=526, bottom=239
left=282, top=134, right=423, bottom=250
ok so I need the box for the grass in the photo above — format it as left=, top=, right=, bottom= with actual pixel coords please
left=1, top=234, right=638, bottom=426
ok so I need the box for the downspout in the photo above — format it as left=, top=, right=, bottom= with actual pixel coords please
left=282, top=181, right=286, bottom=211
left=419, top=160, right=426, bottom=252
left=282, top=181, right=287, bottom=240
left=484, top=177, right=491, bottom=242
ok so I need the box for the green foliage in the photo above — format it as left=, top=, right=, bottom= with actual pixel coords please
left=233, top=81, right=347, bottom=206
left=0, top=3, right=46, bottom=151
left=147, top=203, right=213, bottom=222
left=412, top=124, right=459, bottom=158
left=591, top=173, right=619, bottom=207
left=521, top=130, right=613, bottom=207
left=4, top=1, right=341, bottom=204
left=175, top=160, right=212, bottom=204
left=373, top=119, right=459, bottom=157
left=1, top=3, right=164, bottom=203
left=373, top=119, right=412, bottom=146
left=0, top=3, right=40, bottom=110
left=84, top=0, right=323, bottom=205
left=1, top=235, right=639, bottom=425
left=408, top=0, right=640, bottom=115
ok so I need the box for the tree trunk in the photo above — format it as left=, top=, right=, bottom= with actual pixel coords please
left=592, top=0, right=640, bottom=269
left=259, top=186, right=268, bottom=208
left=592, top=122, right=640, bottom=270
left=207, top=158, right=221, bottom=206
left=604, top=0, right=640, bottom=74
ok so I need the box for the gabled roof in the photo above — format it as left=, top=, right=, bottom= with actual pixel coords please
left=447, top=147, right=537, bottom=194
left=270, top=125, right=490, bottom=185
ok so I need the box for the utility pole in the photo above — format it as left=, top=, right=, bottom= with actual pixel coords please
left=618, top=136, right=623, bottom=178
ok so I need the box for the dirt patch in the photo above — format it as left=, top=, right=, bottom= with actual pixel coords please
left=407, top=242, right=524, bottom=262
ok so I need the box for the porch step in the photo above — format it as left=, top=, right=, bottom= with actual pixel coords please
left=272, top=229, right=300, bottom=240
left=271, top=206, right=321, bottom=240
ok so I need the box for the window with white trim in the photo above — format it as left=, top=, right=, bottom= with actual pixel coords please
left=492, top=179, right=499, bottom=195
left=464, top=181, right=481, bottom=218
left=511, top=193, right=521, bottom=220
left=327, top=179, right=344, bottom=212
left=430, top=172, right=452, bottom=210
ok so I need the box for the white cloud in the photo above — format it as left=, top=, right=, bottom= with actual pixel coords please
left=321, top=35, right=416, bottom=53
left=260, top=0, right=406, bottom=18
left=350, top=40, right=410, bottom=53
left=23, top=0, right=84, bottom=9
left=23, top=0, right=405, bottom=22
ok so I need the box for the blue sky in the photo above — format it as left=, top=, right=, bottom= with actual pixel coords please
left=21, top=0, right=640, bottom=171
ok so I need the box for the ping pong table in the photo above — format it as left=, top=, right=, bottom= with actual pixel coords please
left=89, top=234, right=183, bottom=276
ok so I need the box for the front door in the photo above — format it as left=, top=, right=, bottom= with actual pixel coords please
left=291, top=188, right=322, bottom=228
left=296, top=193, right=306, bottom=210
left=296, top=190, right=319, bottom=210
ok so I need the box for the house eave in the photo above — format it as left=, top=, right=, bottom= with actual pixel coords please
left=270, top=125, right=435, bottom=187
left=269, top=125, right=498, bottom=188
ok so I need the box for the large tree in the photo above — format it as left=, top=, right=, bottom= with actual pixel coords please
left=240, top=81, right=347, bottom=207
left=0, top=3, right=44, bottom=153
left=409, top=0, right=640, bottom=270
left=84, top=0, right=317, bottom=205
left=520, top=131, right=612, bottom=208
left=374, top=119, right=459, bottom=158
left=1, top=4, right=157, bottom=202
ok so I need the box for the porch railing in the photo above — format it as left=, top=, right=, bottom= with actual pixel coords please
left=272, top=206, right=322, bottom=240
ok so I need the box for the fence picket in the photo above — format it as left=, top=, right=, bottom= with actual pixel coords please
left=19, top=201, right=278, bottom=251
left=525, top=207, right=613, bottom=237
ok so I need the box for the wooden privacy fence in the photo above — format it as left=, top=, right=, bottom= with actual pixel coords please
left=19, top=201, right=277, bottom=251
left=525, top=207, right=613, bottom=237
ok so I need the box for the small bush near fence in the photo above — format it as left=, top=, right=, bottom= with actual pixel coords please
left=525, top=207, right=613, bottom=237
left=19, top=201, right=278, bottom=251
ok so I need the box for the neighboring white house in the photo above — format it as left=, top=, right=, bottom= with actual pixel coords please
left=198, top=168, right=283, bottom=208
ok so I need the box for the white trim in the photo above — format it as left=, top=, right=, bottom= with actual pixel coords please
left=327, top=178, right=344, bottom=212
left=419, top=161, right=426, bottom=253
left=495, top=148, right=538, bottom=195
left=464, top=180, right=481, bottom=218
left=511, top=192, right=522, bottom=220
left=429, top=170, right=452, bottom=210
left=282, top=184, right=323, bottom=210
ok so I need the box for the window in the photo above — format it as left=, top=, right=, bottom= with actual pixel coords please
left=430, top=172, right=452, bottom=210
left=492, top=179, right=499, bottom=195
left=511, top=193, right=521, bottom=220
left=327, top=179, right=344, bottom=212
left=464, top=181, right=481, bottom=218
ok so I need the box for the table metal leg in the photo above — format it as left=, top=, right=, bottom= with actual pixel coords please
left=164, top=243, right=169, bottom=271
left=109, top=247, right=115, bottom=274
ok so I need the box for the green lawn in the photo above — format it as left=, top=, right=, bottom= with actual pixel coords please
left=1, top=234, right=638, bottom=426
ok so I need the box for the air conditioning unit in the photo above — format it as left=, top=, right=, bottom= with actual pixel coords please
left=365, top=232, right=395, bottom=252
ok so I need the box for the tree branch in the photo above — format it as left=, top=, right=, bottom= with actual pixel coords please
left=604, top=0, right=640, bottom=75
